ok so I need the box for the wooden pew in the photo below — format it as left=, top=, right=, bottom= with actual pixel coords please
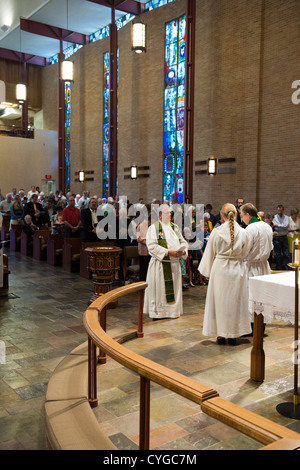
left=0, top=253, right=10, bottom=296
left=80, top=241, right=114, bottom=279
left=0, top=218, right=10, bottom=243
left=9, top=225, right=23, bottom=251
left=123, top=245, right=140, bottom=282
left=33, top=228, right=51, bottom=260
left=62, top=238, right=82, bottom=272
left=20, top=231, right=30, bottom=256
left=47, top=234, right=65, bottom=266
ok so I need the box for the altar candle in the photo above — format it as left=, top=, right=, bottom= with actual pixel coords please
left=292, top=239, right=300, bottom=265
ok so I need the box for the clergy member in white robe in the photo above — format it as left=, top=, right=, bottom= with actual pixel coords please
left=143, top=204, right=187, bottom=320
left=241, top=203, right=273, bottom=277
left=0, top=212, right=3, bottom=288
left=198, top=203, right=252, bottom=343
left=240, top=203, right=273, bottom=325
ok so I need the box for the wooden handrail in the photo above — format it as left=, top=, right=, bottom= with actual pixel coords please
left=83, top=282, right=300, bottom=450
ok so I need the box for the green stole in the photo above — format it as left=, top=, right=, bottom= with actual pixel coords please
left=249, top=216, right=260, bottom=224
left=154, top=220, right=182, bottom=303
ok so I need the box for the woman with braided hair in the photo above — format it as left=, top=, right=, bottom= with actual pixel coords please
left=198, top=203, right=252, bottom=345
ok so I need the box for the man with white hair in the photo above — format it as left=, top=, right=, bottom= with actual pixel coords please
left=75, top=194, right=81, bottom=208
left=0, top=194, right=12, bottom=214
left=144, top=204, right=187, bottom=320
left=78, top=191, right=90, bottom=210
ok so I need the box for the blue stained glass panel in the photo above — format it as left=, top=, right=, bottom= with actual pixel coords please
left=165, top=19, right=178, bottom=44
left=164, top=87, right=177, bottom=110
left=164, top=110, right=176, bottom=132
left=179, top=16, right=186, bottom=40
left=65, top=82, right=71, bottom=192
left=103, top=52, right=110, bottom=198
left=163, top=15, right=186, bottom=204
left=103, top=51, right=119, bottom=198
left=165, top=42, right=178, bottom=66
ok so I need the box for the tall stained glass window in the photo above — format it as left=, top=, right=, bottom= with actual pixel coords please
left=163, top=15, right=186, bottom=204
left=103, top=51, right=119, bottom=198
left=103, top=52, right=110, bottom=198
left=65, top=82, right=71, bottom=192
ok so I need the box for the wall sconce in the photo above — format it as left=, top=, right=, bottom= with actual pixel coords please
left=79, top=170, right=85, bottom=182
left=207, top=157, right=217, bottom=175
left=61, top=60, right=74, bottom=82
left=16, top=83, right=27, bottom=102
left=130, top=165, right=137, bottom=179
left=132, top=22, right=146, bottom=53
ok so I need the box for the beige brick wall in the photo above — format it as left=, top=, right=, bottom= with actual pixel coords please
left=40, top=0, right=300, bottom=217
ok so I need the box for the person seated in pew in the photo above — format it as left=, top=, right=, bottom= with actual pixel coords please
left=10, top=194, right=24, bottom=229
left=51, top=205, right=65, bottom=234
left=0, top=193, right=12, bottom=216
left=24, top=194, right=46, bottom=229
left=22, top=215, right=38, bottom=255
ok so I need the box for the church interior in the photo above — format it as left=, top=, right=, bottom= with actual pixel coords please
left=1, top=0, right=300, bottom=453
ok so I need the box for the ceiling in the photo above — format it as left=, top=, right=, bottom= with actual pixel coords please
left=0, top=0, right=148, bottom=59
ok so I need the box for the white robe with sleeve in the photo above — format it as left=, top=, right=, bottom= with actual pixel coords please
left=0, top=213, right=3, bottom=288
left=143, top=222, right=187, bottom=319
left=245, top=221, right=273, bottom=277
left=245, top=220, right=273, bottom=320
left=198, top=221, right=252, bottom=338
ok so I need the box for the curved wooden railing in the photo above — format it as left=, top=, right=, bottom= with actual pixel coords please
left=83, top=282, right=300, bottom=451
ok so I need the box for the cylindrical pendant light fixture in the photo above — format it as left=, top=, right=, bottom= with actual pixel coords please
left=16, top=83, right=27, bottom=102
left=132, top=22, right=146, bottom=53
left=61, top=60, right=74, bottom=82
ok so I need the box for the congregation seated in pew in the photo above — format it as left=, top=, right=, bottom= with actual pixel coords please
left=22, top=215, right=38, bottom=255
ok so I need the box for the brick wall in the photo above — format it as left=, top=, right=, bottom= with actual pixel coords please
left=40, top=0, right=300, bottom=217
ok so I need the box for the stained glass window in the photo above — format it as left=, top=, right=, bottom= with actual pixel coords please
left=145, top=0, right=175, bottom=12
left=103, top=50, right=119, bottom=198
left=163, top=15, right=186, bottom=204
left=103, top=52, right=110, bottom=198
left=65, top=82, right=71, bottom=193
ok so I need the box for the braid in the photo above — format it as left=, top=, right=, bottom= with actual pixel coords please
left=227, top=211, right=235, bottom=255
left=221, top=203, right=237, bottom=255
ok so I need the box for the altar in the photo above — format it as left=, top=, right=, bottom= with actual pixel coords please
left=249, top=271, right=299, bottom=382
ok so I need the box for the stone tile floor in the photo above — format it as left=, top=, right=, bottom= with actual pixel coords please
left=0, top=249, right=300, bottom=450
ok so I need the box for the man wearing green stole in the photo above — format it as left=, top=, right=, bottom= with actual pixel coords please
left=241, top=203, right=273, bottom=332
left=143, top=204, right=187, bottom=320
left=241, top=203, right=273, bottom=278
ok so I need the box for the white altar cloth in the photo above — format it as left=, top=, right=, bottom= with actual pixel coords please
left=249, top=271, right=300, bottom=325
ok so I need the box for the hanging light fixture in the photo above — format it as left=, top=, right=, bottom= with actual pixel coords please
left=79, top=170, right=85, bottom=182
left=132, top=22, right=146, bottom=53
left=16, top=24, right=27, bottom=102
left=61, top=0, right=74, bottom=82
left=61, top=60, right=74, bottom=82
left=16, top=83, right=26, bottom=102
left=207, top=157, right=217, bottom=175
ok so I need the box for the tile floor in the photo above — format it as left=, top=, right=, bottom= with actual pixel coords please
left=0, top=249, right=300, bottom=450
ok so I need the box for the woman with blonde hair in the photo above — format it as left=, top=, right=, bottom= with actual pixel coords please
left=10, top=194, right=24, bottom=229
left=198, top=203, right=252, bottom=345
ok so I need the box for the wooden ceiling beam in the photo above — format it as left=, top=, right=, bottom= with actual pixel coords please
left=0, top=47, right=49, bottom=66
left=87, top=0, right=145, bottom=16
left=20, top=18, right=90, bottom=46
